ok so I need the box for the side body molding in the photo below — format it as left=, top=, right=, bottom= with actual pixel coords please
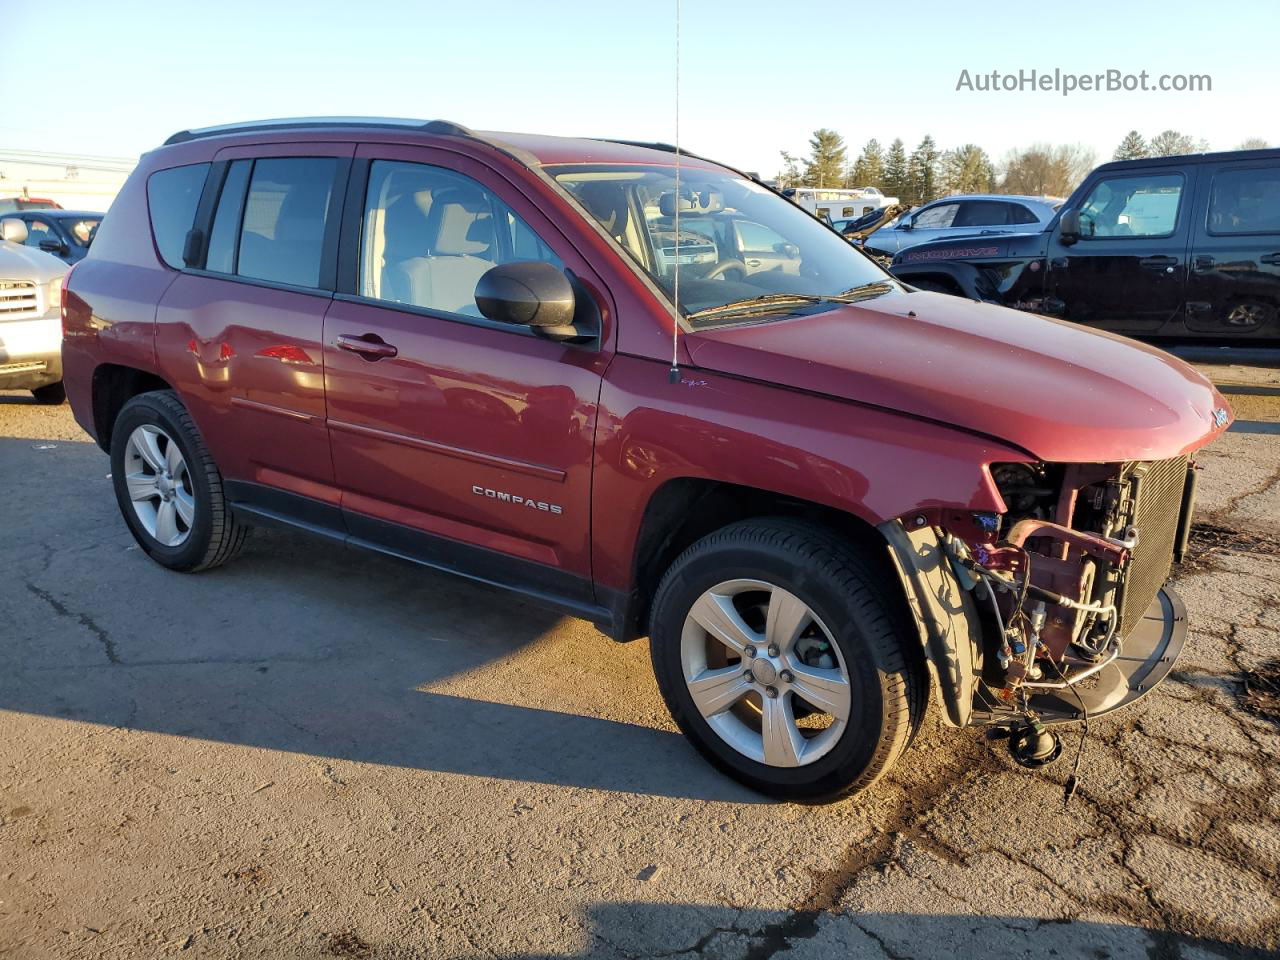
left=879, top=520, right=982, bottom=727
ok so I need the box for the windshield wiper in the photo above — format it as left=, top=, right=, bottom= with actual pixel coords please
left=686, top=282, right=895, bottom=322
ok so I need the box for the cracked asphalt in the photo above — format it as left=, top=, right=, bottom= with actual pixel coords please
left=0, top=364, right=1278, bottom=960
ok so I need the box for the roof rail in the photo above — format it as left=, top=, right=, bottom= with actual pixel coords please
left=163, top=117, right=476, bottom=146
left=594, top=138, right=769, bottom=185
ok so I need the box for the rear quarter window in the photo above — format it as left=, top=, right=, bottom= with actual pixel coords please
left=146, top=163, right=210, bottom=268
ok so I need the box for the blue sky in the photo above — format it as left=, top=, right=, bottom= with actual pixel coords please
left=4, top=0, right=1275, bottom=175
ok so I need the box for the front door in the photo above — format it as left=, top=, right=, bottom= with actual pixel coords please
left=1185, top=158, right=1280, bottom=337
left=1046, top=169, right=1193, bottom=335
left=322, top=147, right=613, bottom=601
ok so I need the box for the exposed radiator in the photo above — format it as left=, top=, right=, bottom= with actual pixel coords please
left=1118, top=456, right=1189, bottom=636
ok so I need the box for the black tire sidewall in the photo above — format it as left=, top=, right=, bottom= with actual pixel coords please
left=110, top=394, right=216, bottom=571
left=651, top=534, right=899, bottom=801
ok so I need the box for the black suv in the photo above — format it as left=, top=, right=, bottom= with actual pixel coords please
left=889, top=149, right=1280, bottom=340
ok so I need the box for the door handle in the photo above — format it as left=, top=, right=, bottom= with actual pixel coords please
left=336, top=333, right=398, bottom=360
left=1139, top=256, right=1179, bottom=272
left=1193, top=255, right=1215, bottom=271
left=1260, top=252, right=1280, bottom=266
left=746, top=259, right=761, bottom=267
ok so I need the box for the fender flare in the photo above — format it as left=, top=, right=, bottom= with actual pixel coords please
left=889, top=259, right=991, bottom=300
left=879, top=520, right=982, bottom=727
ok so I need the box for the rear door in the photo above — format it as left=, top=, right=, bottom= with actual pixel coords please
left=322, top=146, right=613, bottom=600
left=1185, top=158, right=1280, bottom=337
left=154, top=143, right=352, bottom=514
left=1045, top=168, right=1193, bottom=334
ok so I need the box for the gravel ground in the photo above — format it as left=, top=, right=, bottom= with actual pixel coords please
left=0, top=372, right=1277, bottom=960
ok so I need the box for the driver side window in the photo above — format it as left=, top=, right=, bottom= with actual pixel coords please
left=1077, top=173, right=1184, bottom=239
left=360, top=160, right=563, bottom=318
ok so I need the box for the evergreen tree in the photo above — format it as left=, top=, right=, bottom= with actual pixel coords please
left=942, top=144, right=995, bottom=195
left=882, top=138, right=909, bottom=203
left=803, top=129, right=847, bottom=188
left=847, top=138, right=885, bottom=190
left=1112, top=130, right=1148, bottom=161
left=906, top=135, right=941, bottom=204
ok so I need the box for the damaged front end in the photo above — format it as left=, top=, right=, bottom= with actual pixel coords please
left=883, top=457, right=1196, bottom=761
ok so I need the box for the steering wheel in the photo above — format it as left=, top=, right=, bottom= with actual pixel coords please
left=704, top=258, right=748, bottom=281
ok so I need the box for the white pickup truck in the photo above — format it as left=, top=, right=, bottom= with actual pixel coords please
left=0, top=218, right=68, bottom=403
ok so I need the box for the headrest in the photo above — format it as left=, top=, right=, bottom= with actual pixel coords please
left=659, top=188, right=724, bottom=217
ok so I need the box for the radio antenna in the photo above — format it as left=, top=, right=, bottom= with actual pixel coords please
left=668, top=0, right=682, bottom=384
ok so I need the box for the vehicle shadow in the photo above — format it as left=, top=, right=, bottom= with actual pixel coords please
left=0, top=437, right=761, bottom=804
left=308, top=902, right=1273, bottom=959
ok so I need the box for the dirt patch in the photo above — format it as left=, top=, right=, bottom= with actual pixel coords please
left=1180, top=521, right=1280, bottom=573
left=1241, top=659, right=1280, bottom=726
left=321, top=929, right=373, bottom=958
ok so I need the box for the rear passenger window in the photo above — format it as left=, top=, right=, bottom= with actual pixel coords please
left=953, top=201, right=1012, bottom=227
left=205, top=160, right=251, bottom=274
left=1009, top=204, right=1040, bottom=224
left=1208, top=166, right=1280, bottom=235
left=236, top=157, right=338, bottom=288
left=146, top=163, right=209, bottom=269
left=359, top=160, right=563, bottom=318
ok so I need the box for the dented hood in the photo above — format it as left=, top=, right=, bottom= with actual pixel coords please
left=685, top=290, right=1230, bottom=463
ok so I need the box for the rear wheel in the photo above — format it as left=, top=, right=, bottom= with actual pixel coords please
left=31, top=382, right=65, bottom=405
left=649, top=519, right=923, bottom=802
left=110, top=390, right=248, bottom=572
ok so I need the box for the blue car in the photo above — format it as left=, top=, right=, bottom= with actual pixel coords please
left=862, top=194, right=1061, bottom=258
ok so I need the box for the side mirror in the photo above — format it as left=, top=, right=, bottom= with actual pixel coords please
left=899, top=218, right=913, bottom=231
left=773, top=241, right=800, bottom=258
left=1059, top=210, right=1081, bottom=245
left=0, top=218, right=28, bottom=244
left=39, top=238, right=69, bottom=256
left=475, top=261, right=584, bottom=342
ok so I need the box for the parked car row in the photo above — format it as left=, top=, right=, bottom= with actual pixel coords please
left=888, top=149, right=1280, bottom=340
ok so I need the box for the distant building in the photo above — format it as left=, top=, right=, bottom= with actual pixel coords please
left=0, top=150, right=135, bottom=212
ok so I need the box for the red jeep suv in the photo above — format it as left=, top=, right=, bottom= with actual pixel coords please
left=63, top=118, right=1231, bottom=800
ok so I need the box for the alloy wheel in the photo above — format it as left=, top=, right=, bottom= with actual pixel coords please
left=679, top=578, right=852, bottom=767
left=123, top=424, right=196, bottom=547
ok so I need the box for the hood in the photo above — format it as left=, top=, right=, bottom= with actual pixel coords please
left=0, top=241, right=67, bottom=283
left=685, top=290, right=1230, bottom=463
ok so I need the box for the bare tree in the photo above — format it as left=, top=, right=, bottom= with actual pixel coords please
left=1148, top=130, right=1209, bottom=157
left=1237, top=137, right=1271, bottom=150
left=998, top=143, right=1095, bottom=198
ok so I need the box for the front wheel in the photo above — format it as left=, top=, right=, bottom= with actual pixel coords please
left=648, top=519, right=924, bottom=802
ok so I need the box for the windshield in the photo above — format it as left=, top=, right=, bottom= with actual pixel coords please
left=550, top=165, right=891, bottom=320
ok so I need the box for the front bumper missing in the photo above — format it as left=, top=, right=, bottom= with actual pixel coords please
left=971, top=585, right=1188, bottom=726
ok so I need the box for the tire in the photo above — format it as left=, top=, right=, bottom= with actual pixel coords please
left=649, top=519, right=924, bottom=802
left=109, top=390, right=248, bottom=572
left=31, top=381, right=66, bottom=405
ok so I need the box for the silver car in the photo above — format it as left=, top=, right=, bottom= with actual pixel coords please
left=0, top=218, right=69, bottom=403
left=862, top=194, right=1061, bottom=257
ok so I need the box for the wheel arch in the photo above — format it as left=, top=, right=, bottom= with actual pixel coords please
left=90, top=363, right=174, bottom=453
